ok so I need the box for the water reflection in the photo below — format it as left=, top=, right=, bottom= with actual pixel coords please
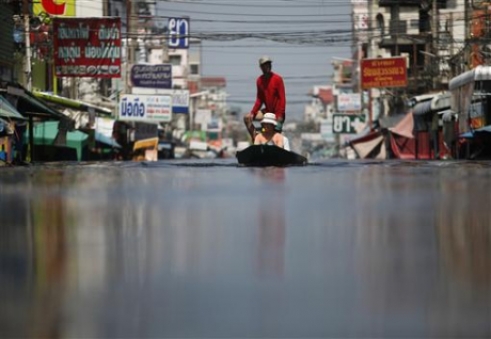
left=0, top=162, right=490, bottom=337
left=251, top=168, right=286, bottom=278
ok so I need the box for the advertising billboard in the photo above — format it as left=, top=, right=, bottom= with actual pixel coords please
left=131, top=88, right=189, bottom=114
left=34, top=0, right=75, bottom=16
left=131, top=64, right=172, bottom=89
left=361, top=57, right=407, bottom=89
left=53, top=17, right=121, bottom=78
left=119, top=95, right=172, bottom=123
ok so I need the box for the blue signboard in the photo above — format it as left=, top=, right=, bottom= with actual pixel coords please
left=168, top=17, right=189, bottom=49
left=131, top=64, right=172, bottom=89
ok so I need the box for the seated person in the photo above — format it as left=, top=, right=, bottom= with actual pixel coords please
left=254, top=113, right=284, bottom=148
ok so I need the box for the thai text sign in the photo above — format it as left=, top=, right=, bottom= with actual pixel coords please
left=337, top=93, right=362, bottom=111
left=168, top=17, right=189, bottom=49
left=53, top=17, right=121, bottom=78
left=361, top=57, right=407, bottom=89
left=131, top=64, right=172, bottom=89
left=332, top=114, right=366, bottom=134
left=119, top=95, right=172, bottom=122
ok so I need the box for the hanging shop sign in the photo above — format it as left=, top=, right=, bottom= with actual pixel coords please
left=118, top=95, right=172, bottom=123
left=53, top=17, right=121, bottom=78
left=131, top=64, right=172, bottom=89
left=332, top=114, right=366, bottom=134
left=337, top=93, right=362, bottom=111
left=361, top=57, right=407, bottom=89
left=168, top=17, right=189, bottom=49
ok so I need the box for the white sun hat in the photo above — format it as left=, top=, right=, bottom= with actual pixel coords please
left=260, top=112, right=277, bottom=126
left=259, top=55, right=272, bottom=65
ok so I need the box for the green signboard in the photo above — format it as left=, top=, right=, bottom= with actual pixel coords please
left=332, top=114, right=366, bottom=134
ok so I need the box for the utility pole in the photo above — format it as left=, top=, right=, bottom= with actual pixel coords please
left=125, top=0, right=137, bottom=94
left=464, top=0, right=470, bottom=72
left=22, top=0, right=32, bottom=91
left=367, top=0, right=374, bottom=131
left=432, top=0, right=439, bottom=89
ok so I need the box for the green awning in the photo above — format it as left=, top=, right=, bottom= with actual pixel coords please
left=25, top=121, right=88, bottom=161
left=33, top=91, right=113, bottom=116
left=0, top=95, right=26, bottom=120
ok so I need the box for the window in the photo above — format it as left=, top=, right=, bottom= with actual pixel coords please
left=190, top=64, right=199, bottom=75
left=169, top=55, right=181, bottom=66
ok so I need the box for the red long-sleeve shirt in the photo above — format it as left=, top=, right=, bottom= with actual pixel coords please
left=251, top=72, right=286, bottom=121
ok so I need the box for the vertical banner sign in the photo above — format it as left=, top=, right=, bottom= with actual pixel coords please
left=168, top=17, right=189, bottom=49
left=34, top=0, right=76, bottom=16
left=53, top=17, right=122, bottom=78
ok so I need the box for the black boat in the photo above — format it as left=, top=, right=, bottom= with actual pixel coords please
left=236, top=145, right=307, bottom=167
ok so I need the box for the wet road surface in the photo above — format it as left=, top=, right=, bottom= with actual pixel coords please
left=0, top=160, right=490, bottom=338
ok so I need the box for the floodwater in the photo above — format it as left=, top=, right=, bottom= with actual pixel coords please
left=0, top=159, right=490, bottom=338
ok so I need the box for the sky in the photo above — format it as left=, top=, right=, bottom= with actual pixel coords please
left=156, top=0, right=353, bottom=119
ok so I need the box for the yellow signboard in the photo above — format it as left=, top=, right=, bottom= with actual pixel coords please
left=33, top=0, right=75, bottom=17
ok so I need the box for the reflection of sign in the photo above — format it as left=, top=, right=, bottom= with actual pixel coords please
left=168, top=17, right=189, bottom=49
left=34, top=0, right=75, bottom=16
left=131, top=64, right=172, bottom=88
left=119, top=95, right=172, bottom=122
left=53, top=18, right=121, bottom=78
left=337, top=93, right=362, bottom=111
left=333, top=114, right=366, bottom=134
left=361, top=57, right=407, bottom=89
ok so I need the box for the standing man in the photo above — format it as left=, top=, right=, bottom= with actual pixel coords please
left=244, top=56, right=286, bottom=139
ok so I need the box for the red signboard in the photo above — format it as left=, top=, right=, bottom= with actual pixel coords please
left=361, top=57, right=407, bottom=89
left=53, top=17, right=121, bottom=78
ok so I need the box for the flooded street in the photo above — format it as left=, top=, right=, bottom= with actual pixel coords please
left=1, top=160, right=490, bottom=338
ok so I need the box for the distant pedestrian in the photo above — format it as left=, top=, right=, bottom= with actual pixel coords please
left=244, top=56, right=286, bottom=139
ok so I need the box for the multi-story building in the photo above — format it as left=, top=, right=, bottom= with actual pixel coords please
left=352, top=0, right=465, bottom=114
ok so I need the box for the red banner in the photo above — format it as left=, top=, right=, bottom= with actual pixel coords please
left=53, top=17, right=121, bottom=78
left=361, top=57, right=407, bottom=89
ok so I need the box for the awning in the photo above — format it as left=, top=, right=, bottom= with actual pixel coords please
left=430, top=92, right=451, bottom=112
left=0, top=83, right=67, bottom=120
left=389, top=112, right=414, bottom=139
left=351, top=134, right=386, bottom=159
left=33, top=91, right=113, bottom=116
left=95, top=131, right=121, bottom=148
left=0, top=95, right=26, bottom=120
left=413, top=100, right=432, bottom=116
left=449, top=65, right=491, bottom=90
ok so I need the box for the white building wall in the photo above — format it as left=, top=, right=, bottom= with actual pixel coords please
left=76, top=2, right=103, bottom=16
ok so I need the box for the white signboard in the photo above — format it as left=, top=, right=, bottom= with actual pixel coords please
left=118, top=94, right=172, bottom=122
left=337, top=93, right=362, bottom=111
left=132, top=88, right=189, bottom=114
